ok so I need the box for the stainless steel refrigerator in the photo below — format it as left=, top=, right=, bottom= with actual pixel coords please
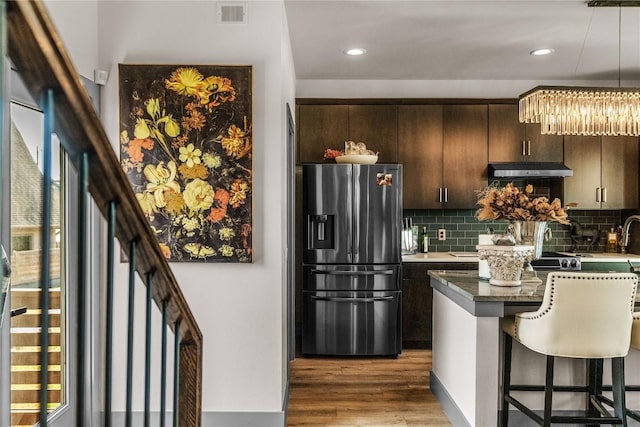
left=302, top=164, right=402, bottom=357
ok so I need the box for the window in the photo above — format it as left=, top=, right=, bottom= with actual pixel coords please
left=11, top=236, right=32, bottom=252
left=10, top=101, right=66, bottom=422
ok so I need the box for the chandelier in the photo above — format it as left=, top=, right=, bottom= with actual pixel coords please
left=519, top=1, right=640, bottom=136
left=519, top=86, right=640, bottom=136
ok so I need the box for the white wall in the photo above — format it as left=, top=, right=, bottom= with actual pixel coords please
left=96, top=0, right=294, bottom=414
left=43, top=0, right=98, bottom=81
left=279, top=6, right=297, bottom=400
left=43, top=0, right=296, bottom=418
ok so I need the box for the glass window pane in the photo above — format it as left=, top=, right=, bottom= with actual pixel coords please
left=10, top=102, right=65, bottom=425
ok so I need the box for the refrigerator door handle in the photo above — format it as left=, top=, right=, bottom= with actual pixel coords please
left=310, top=269, right=394, bottom=276
left=310, top=296, right=395, bottom=303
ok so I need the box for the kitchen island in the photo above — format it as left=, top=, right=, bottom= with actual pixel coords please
left=429, top=270, right=640, bottom=427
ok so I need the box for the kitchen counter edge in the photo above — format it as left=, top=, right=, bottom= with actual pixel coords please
left=403, top=252, right=640, bottom=263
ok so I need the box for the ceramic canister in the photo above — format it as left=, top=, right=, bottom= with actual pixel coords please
left=478, top=234, right=493, bottom=279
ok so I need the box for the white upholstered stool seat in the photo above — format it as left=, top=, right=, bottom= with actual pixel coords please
left=623, top=312, right=640, bottom=422
left=501, top=272, right=638, bottom=427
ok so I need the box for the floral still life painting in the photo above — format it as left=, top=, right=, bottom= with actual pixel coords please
left=119, top=64, right=252, bottom=263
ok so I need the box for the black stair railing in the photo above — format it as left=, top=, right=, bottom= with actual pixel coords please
left=2, top=1, right=203, bottom=426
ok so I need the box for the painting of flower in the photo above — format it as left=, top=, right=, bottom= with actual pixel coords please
left=119, top=64, right=252, bottom=262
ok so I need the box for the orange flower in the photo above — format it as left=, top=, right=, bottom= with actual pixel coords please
left=241, top=223, right=252, bottom=255
left=126, top=138, right=154, bottom=163
left=181, top=109, right=206, bottom=132
left=229, top=179, right=249, bottom=208
left=159, top=243, right=171, bottom=259
left=198, top=76, right=236, bottom=110
left=220, top=124, right=251, bottom=159
left=207, top=189, right=230, bottom=223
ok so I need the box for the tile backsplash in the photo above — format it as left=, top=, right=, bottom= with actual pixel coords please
left=403, top=209, right=622, bottom=253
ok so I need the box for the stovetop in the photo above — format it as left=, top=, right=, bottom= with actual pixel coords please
left=530, top=252, right=581, bottom=271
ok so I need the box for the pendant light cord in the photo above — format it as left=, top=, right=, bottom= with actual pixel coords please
left=618, top=5, right=621, bottom=88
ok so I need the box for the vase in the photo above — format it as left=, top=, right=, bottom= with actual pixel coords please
left=476, top=244, right=535, bottom=286
left=507, top=221, right=550, bottom=260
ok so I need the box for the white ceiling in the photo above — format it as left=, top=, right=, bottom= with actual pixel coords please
left=284, top=0, right=640, bottom=82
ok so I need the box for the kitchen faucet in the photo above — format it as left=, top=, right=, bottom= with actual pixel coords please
left=621, top=215, right=640, bottom=249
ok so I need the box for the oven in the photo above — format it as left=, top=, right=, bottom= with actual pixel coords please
left=530, top=252, right=581, bottom=271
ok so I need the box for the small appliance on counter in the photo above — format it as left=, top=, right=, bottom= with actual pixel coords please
left=302, top=163, right=403, bottom=357
left=530, top=252, right=581, bottom=271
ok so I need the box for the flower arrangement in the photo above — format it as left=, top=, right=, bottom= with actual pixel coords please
left=476, top=183, right=571, bottom=224
left=323, top=148, right=343, bottom=160
left=120, top=65, right=252, bottom=262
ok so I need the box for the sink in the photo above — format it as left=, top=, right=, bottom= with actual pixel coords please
left=447, top=252, right=478, bottom=258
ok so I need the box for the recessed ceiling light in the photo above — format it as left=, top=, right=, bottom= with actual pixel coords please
left=344, top=48, right=366, bottom=56
left=530, top=48, right=554, bottom=56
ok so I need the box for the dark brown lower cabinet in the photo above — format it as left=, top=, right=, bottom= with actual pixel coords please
left=402, top=262, right=477, bottom=349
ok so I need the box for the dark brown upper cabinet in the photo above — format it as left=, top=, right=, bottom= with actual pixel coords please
left=348, top=105, right=398, bottom=163
left=442, top=105, right=488, bottom=208
left=296, top=104, right=398, bottom=164
left=488, top=104, right=563, bottom=163
left=398, top=105, right=443, bottom=209
left=296, top=105, right=349, bottom=164
left=398, top=104, right=488, bottom=209
left=563, top=135, right=639, bottom=210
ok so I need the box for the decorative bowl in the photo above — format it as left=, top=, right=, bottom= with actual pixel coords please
left=335, top=154, right=378, bottom=165
left=476, top=244, right=535, bottom=287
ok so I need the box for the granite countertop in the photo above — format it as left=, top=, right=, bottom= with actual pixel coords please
left=403, top=252, right=640, bottom=263
left=429, top=269, right=640, bottom=317
left=428, top=270, right=546, bottom=303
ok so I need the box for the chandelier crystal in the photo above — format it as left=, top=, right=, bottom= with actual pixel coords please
left=519, top=86, right=640, bottom=136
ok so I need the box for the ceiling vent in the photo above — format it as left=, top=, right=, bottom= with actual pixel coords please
left=217, top=3, right=247, bottom=24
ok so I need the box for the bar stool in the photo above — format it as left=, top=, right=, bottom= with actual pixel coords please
left=624, top=313, right=640, bottom=422
left=500, top=272, right=638, bottom=427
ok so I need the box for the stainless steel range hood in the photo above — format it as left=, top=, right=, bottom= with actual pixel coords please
left=489, top=162, right=573, bottom=179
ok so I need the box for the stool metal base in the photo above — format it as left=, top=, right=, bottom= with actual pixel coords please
left=501, top=333, right=628, bottom=427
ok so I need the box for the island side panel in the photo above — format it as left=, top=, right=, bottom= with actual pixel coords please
left=432, top=290, right=500, bottom=427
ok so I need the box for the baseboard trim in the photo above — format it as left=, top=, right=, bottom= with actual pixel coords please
left=429, top=370, right=471, bottom=427
left=110, top=410, right=286, bottom=427
left=283, top=373, right=291, bottom=421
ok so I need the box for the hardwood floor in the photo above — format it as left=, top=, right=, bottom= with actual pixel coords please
left=286, top=349, right=452, bottom=427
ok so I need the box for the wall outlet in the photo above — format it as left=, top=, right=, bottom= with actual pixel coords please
left=437, top=228, right=446, bottom=241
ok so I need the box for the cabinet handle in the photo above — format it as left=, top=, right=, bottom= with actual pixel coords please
left=522, top=140, right=526, bottom=156
left=596, top=187, right=601, bottom=202
left=527, top=140, right=531, bottom=156
left=439, top=187, right=443, bottom=203
left=444, top=187, right=448, bottom=203
left=602, top=187, right=607, bottom=204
